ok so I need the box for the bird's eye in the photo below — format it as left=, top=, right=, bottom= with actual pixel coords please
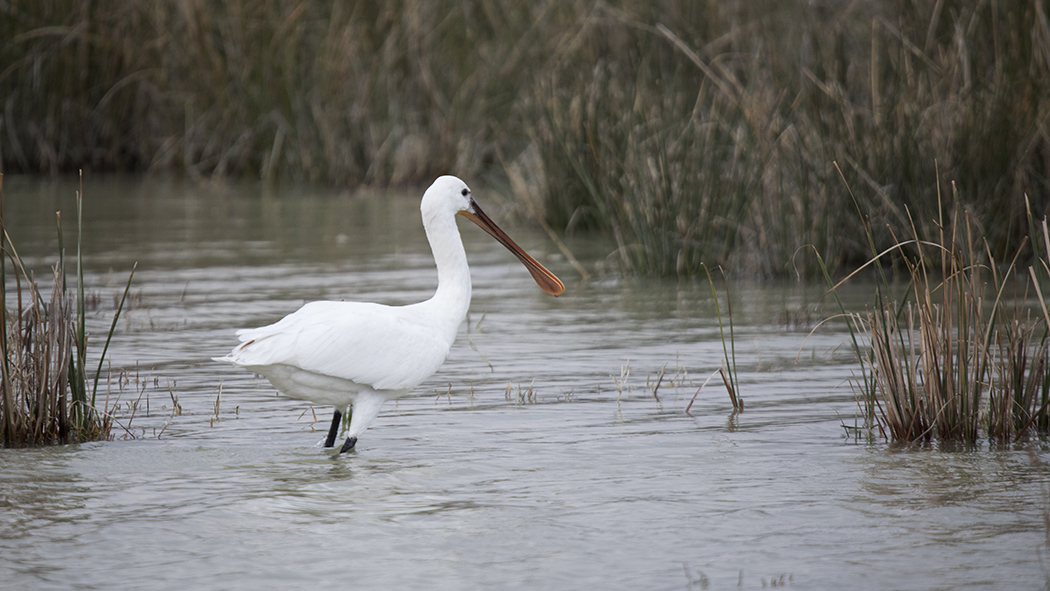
left=461, top=188, right=469, bottom=196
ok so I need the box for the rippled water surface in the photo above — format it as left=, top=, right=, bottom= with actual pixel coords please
left=2, top=177, right=1049, bottom=590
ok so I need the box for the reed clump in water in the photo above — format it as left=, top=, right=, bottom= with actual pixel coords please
left=0, top=175, right=134, bottom=447
left=846, top=188, right=1050, bottom=445
left=1, top=249, right=79, bottom=445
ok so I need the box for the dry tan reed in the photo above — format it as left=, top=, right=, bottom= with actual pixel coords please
left=0, top=175, right=129, bottom=447
left=0, top=260, right=76, bottom=445
left=851, top=195, right=1050, bottom=444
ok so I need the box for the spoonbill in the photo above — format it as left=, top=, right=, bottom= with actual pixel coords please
left=216, top=175, right=564, bottom=453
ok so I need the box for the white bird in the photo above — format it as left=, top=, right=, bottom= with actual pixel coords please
left=216, top=175, right=564, bottom=453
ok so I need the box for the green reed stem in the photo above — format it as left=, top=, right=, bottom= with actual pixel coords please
left=91, top=263, right=136, bottom=405
left=703, top=264, right=741, bottom=411
left=68, top=175, right=89, bottom=430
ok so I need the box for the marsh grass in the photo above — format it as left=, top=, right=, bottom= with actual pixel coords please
left=685, top=268, right=743, bottom=417
left=0, top=174, right=135, bottom=447
left=0, top=236, right=78, bottom=445
left=3, top=1, right=1046, bottom=278
left=703, top=265, right=742, bottom=412
left=0, top=1, right=550, bottom=185
left=522, top=0, right=1050, bottom=277
left=840, top=186, right=1050, bottom=444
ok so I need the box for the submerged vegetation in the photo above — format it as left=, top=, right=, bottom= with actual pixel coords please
left=2, top=1, right=1048, bottom=277
left=0, top=175, right=135, bottom=447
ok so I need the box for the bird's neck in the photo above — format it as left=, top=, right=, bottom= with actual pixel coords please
left=424, top=212, right=472, bottom=329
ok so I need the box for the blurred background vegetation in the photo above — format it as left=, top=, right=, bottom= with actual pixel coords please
left=2, top=0, right=1048, bottom=277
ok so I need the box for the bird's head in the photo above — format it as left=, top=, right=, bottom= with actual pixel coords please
left=421, top=175, right=564, bottom=297
left=421, top=175, right=473, bottom=217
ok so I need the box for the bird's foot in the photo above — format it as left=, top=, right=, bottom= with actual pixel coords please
left=338, top=436, right=357, bottom=454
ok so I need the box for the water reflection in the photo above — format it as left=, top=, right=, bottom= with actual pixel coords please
left=0, top=448, right=90, bottom=533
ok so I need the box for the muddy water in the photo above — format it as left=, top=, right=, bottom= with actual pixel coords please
left=1, top=176, right=1048, bottom=590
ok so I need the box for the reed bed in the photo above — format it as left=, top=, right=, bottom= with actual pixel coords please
left=3, top=1, right=1047, bottom=278
left=844, top=190, right=1050, bottom=444
left=0, top=0, right=547, bottom=185
left=0, top=175, right=133, bottom=447
left=528, top=1, right=1050, bottom=277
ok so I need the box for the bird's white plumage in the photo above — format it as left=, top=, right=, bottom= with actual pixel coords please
left=215, top=175, right=563, bottom=451
left=227, top=300, right=453, bottom=396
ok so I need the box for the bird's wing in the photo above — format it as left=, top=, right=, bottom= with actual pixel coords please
left=226, top=301, right=452, bottom=391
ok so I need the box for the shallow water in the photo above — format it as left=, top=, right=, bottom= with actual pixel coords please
left=2, top=176, right=1049, bottom=590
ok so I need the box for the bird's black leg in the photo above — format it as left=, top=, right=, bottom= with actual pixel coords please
left=339, top=436, right=357, bottom=454
left=324, top=409, right=342, bottom=448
